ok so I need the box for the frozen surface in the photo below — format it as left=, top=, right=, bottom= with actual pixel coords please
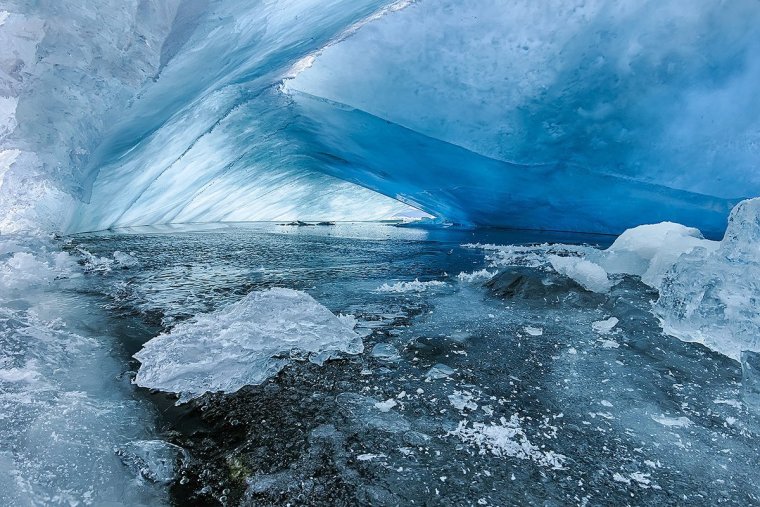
left=0, top=235, right=167, bottom=505
left=465, top=198, right=760, bottom=362
left=63, top=223, right=760, bottom=505
left=134, top=288, right=363, bottom=402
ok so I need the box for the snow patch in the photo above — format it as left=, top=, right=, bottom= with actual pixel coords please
left=450, top=415, right=566, bottom=470
left=376, top=279, right=446, bottom=293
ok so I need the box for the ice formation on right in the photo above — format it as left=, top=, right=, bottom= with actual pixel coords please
left=655, top=198, right=760, bottom=361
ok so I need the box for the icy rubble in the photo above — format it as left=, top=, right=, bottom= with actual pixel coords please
left=376, top=279, right=447, bottom=293
left=449, top=415, right=566, bottom=470
left=134, top=288, right=364, bottom=402
left=468, top=198, right=760, bottom=362
left=0, top=237, right=166, bottom=505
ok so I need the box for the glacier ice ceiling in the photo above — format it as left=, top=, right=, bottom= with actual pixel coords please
left=1, top=0, right=759, bottom=235
left=4, top=2, right=760, bottom=504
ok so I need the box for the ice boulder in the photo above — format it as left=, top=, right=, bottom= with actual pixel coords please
left=654, top=198, right=760, bottom=361
left=599, top=222, right=718, bottom=289
left=134, top=288, right=363, bottom=402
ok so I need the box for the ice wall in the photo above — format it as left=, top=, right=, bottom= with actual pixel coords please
left=0, top=0, right=183, bottom=232
left=1, top=0, right=759, bottom=234
left=288, top=0, right=760, bottom=236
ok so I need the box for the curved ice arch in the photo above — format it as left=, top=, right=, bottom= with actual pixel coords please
left=288, top=0, right=760, bottom=235
left=2, top=0, right=759, bottom=234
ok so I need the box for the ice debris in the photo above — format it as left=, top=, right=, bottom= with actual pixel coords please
left=450, top=415, right=565, bottom=470
left=371, top=343, right=400, bottom=361
left=592, top=317, right=619, bottom=334
left=468, top=198, right=760, bottom=362
left=115, top=440, right=186, bottom=484
left=376, top=279, right=446, bottom=293
left=426, top=363, right=455, bottom=380
left=523, top=326, right=543, bottom=337
left=134, top=288, right=363, bottom=402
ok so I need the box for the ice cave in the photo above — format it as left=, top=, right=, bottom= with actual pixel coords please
left=1, top=1, right=760, bottom=505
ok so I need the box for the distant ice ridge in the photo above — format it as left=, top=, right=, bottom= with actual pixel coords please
left=467, top=198, right=760, bottom=361
left=134, top=288, right=363, bottom=403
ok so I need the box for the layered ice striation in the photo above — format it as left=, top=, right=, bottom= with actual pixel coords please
left=1, top=0, right=758, bottom=234
left=134, top=288, right=363, bottom=403
left=286, top=0, right=760, bottom=235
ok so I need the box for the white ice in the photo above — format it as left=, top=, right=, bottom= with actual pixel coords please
left=134, top=288, right=363, bottom=402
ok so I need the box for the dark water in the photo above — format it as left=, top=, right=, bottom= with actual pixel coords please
left=67, top=223, right=760, bottom=506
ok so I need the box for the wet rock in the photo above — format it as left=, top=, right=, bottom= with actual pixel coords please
left=485, top=267, right=604, bottom=306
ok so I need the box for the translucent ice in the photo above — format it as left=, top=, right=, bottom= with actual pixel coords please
left=548, top=255, right=613, bottom=293
left=115, top=440, right=187, bottom=485
left=134, top=288, right=363, bottom=402
left=655, top=198, right=760, bottom=360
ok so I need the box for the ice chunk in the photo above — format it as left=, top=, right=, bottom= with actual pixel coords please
left=655, top=198, right=760, bottom=360
left=374, top=399, right=398, bottom=412
left=601, top=222, right=718, bottom=288
left=376, top=279, right=446, bottom=293
left=548, top=255, right=613, bottom=293
left=371, top=343, right=400, bottom=362
left=523, top=326, right=543, bottom=337
left=426, top=363, right=455, bottom=380
left=134, top=288, right=363, bottom=402
left=448, top=391, right=478, bottom=411
left=651, top=415, right=692, bottom=428
left=592, top=317, right=619, bottom=334
left=112, top=251, right=139, bottom=268
left=115, top=440, right=187, bottom=484
left=456, top=269, right=496, bottom=283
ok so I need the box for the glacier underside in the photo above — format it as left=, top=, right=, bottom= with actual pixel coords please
left=0, top=0, right=759, bottom=234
